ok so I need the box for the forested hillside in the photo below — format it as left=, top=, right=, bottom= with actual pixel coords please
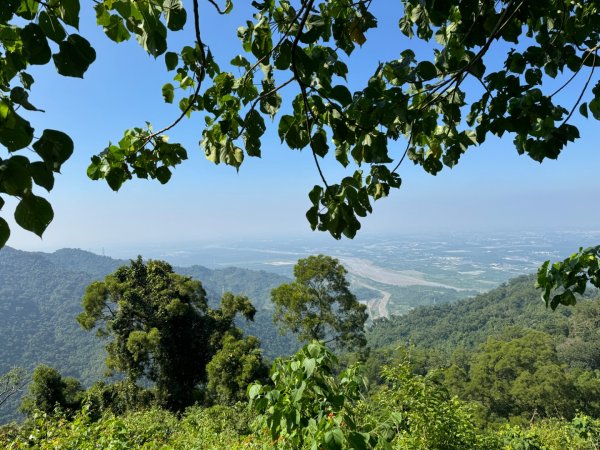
left=2, top=249, right=600, bottom=447
left=367, top=275, right=582, bottom=352
left=0, top=247, right=296, bottom=422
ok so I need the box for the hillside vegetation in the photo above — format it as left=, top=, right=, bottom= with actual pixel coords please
left=2, top=250, right=600, bottom=448
left=367, top=275, right=580, bottom=352
left=0, top=247, right=296, bottom=422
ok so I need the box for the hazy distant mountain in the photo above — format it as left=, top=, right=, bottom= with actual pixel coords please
left=0, top=246, right=295, bottom=423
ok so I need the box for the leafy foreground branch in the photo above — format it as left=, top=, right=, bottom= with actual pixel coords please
left=2, top=341, right=600, bottom=449
left=1, top=1, right=599, bottom=242
left=1, top=1, right=599, bottom=302
left=537, top=245, right=600, bottom=309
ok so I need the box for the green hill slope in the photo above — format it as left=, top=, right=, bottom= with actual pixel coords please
left=367, top=274, right=595, bottom=354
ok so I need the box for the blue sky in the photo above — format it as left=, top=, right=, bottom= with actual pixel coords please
left=4, top=2, right=600, bottom=252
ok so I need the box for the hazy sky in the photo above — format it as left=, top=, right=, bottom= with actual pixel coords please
left=4, top=3, right=600, bottom=252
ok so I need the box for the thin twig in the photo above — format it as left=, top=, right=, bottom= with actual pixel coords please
left=240, top=4, right=308, bottom=81
left=290, top=0, right=329, bottom=189
left=550, top=44, right=600, bottom=98
left=138, top=0, right=207, bottom=148
left=391, top=130, right=413, bottom=174
left=237, top=77, right=295, bottom=137
left=206, top=0, right=229, bottom=14
left=561, top=49, right=597, bottom=127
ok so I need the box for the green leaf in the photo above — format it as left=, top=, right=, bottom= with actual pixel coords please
left=53, top=34, right=97, bottom=78
left=180, top=46, right=196, bottom=66
left=162, top=83, right=175, bottom=103
left=21, top=24, right=51, bottom=65
left=163, top=0, right=187, bottom=31
left=310, top=129, right=329, bottom=157
left=1, top=156, right=31, bottom=195
left=57, top=0, right=80, bottom=28
left=94, top=3, right=110, bottom=26
left=274, top=40, right=292, bottom=70
left=347, top=432, right=369, bottom=450
left=155, top=166, right=171, bottom=184
left=259, top=87, right=281, bottom=117
left=308, top=185, right=323, bottom=205
left=278, top=115, right=294, bottom=142
left=105, top=167, right=127, bottom=191
left=0, top=102, right=34, bottom=151
left=16, top=0, right=38, bottom=20
left=329, top=85, right=353, bottom=107
left=589, top=98, right=600, bottom=120
left=140, top=28, right=167, bottom=57
left=0, top=217, right=9, bottom=248
left=416, top=61, right=437, bottom=80
left=10, top=87, right=41, bottom=112
left=38, top=11, right=67, bottom=43
left=508, top=53, right=526, bottom=74
left=231, top=55, right=251, bottom=71
left=278, top=115, right=308, bottom=149
left=248, top=383, right=261, bottom=400
left=0, top=0, right=18, bottom=21
left=29, top=161, right=54, bottom=191
left=20, top=72, right=34, bottom=90
left=14, top=194, right=53, bottom=237
left=579, top=102, right=589, bottom=118
left=251, top=19, right=272, bottom=59
left=103, top=15, right=131, bottom=43
left=303, top=358, right=316, bottom=377
left=165, top=52, right=178, bottom=70
left=306, top=206, right=318, bottom=229
left=349, top=19, right=366, bottom=45
left=243, top=109, right=266, bottom=157
left=32, top=129, right=74, bottom=170
left=324, top=428, right=344, bottom=449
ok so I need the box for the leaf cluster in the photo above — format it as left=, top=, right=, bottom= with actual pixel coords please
left=77, top=256, right=264, bottom=412
left=0, top=0, right=96, bottom=246
left=87, top=0, right=600, bottom=241
left=537, top=245, right=600, bottom=310
left=271, top=254, right=368, bottom=351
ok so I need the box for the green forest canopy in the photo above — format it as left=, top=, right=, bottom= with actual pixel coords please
left=0, top=246, right=296, bottom=422
left=3, top=248, right=600, bottom=446
left=1, top=1, right=599, bottom=296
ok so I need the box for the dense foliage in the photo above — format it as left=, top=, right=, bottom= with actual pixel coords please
left=272, top=255, right=368, bottom=350
left=2, top=342, right=600, bottom=449
left=20, top=365, right=83, bottom=418
left=444, top=329, right=600, bottom=424
left=2, top=249, right=600, bottom=447
left=78, top=257, right=266, bottom=411
left=1, top=1, right=599, bottom=251
left=0, top=247, right=293, bottom=422
left=365, top=275, right=600, bottom=426
left=367, top=275, right=577, bottom=352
